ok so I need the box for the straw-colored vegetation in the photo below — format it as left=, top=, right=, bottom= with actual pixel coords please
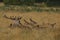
left=0, top=3, right=60, bottom=40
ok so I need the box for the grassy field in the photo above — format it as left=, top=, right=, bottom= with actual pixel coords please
left=0, top=3, right=60, bottom=40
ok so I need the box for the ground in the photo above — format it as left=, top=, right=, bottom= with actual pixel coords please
left=0, top=11, right=60, bottom=40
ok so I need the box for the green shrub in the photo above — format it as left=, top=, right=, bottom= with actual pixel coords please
left=3, top=0, right=10, bottom=5
left=3, top=0, right=35, bottom=5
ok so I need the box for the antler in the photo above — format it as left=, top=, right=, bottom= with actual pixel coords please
left=3, top=15, right=16, bottom=20
left=24, top=19, right=30, bottom=24
left=3, top=15, right=10, bottom=19
left=29, top=18, right=37, bottom=24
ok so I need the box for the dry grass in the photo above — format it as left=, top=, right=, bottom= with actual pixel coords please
left=0, top=3, right=60, bottom=40
left=0, top=11, right=60, bottom=40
